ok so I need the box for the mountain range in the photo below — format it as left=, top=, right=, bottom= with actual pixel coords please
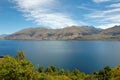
left=0, top=34, right=8, bottom=37
left=3, top=25, right=120, bottom=40
left=0, top=34, right=8, bottom=40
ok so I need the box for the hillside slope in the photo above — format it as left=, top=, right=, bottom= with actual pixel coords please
left=5, top=26, right=101, bottom=40
left=4, top=26, right=120, bottom=40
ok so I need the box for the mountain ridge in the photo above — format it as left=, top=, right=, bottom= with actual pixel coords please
left=4, top=25, right=120, bottom=40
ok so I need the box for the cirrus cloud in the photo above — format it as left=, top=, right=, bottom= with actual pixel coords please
left=85, top=1, right=120, bottom=29
left=92, top=0, right=112, bottom=3
left=92, top=0, right=120, bottom=3
left=10, top=0, right=81, bottom=29
left=96, top=23, right=120, bottom=29
left=109, top=3, right=120, bottom=8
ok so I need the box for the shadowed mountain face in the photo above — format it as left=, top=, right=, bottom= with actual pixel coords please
left=4, top=26, right=120, bottom=40
left=100, top=26, right=120, bottom=36
left=97, top=25, right=120, bottom=40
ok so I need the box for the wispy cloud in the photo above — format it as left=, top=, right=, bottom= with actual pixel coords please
left=10, top=0, right=81, bottom=29
left=85, top=1, right=120, bottom=29
left=9, top=0, right=120, bottom=29
left=93, top=0, right=120, bottom=3
left=97, top=23, right=120, bottom=29
left=109, top=3, right=120, bottom=8
left=78, top=6, right=96, bottom=11
left=87, top=8, right=120, bottom=18
left=92, top=0, right=111, bottom=3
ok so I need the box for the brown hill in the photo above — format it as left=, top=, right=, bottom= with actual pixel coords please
left=4, top=25, right=120, bottom=40
left=5, top=26, right=101, bottom=40
left=100, top=25, right=120, bottom=36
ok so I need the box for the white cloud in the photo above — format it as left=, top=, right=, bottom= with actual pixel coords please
left=85, top=6, right=120, bottom=29
left=93, top=0, right=120, bottom=3
left=97, top=23, right=120, bottom=29
left=109, top=3, right=120, bottom=8
left=10, top=0, right=80, bottom=29
left=87, top=8, right=120, bottom=18
left=78, top=6, right=96, bottom=11
left=92, top=0, right=111, bottom=3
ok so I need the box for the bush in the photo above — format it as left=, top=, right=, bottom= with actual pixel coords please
left=0, top=51, right=38, bottom=80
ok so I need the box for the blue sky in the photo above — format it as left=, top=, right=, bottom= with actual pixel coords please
left=0, top=0, right=120, bottom=34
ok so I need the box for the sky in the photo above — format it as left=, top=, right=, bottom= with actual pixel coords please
left=0, top=0, right=120, bottom=34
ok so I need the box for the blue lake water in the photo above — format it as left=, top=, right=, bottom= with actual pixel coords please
left=0, top=40, right=120, bottom=73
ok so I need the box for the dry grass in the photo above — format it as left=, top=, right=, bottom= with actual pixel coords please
left=0, top=58, right=3, bottom=64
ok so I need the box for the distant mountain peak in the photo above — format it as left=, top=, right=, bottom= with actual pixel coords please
left=0, top=34, right=8, bottom=38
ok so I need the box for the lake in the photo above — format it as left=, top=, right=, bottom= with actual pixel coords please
left=0, top=40, right=120, bottom=73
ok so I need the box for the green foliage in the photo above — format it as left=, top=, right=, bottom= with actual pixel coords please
left=110, top=65, right=120, bottom=80
left=38, top=75, right=50, bottom=80
left=38, top=66, right=44, bottom=73
left=84, top=75, right=97, bottom=80
left=45, top=66, right=53, bottom=73
left=0, top=51, right=38, bottom=80
left=65, top=69, right=70, bottom=76
left=73, top=68, right=80, bottom=76
left=17, top=50, right=26, bottom=60
left=97, top=66, right=111, bottom=80
left=0, top=51, right=120, bottom=80
left=50, top=66, right=56, bottom=72
left=58, top=68, right=65, bottom=75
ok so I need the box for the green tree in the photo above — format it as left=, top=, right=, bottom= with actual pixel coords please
left=45, top=66, right=53, bottom=73
left=98, top=66, right=111, bottom=80
left=50, top=66, right=56, bottom=72
left=0, top=52, right=38, bottom=80
left=65, top=69, right=70, bottom=76
left=58, top=69, right=65, bottom=75
left=110, top=65, right=120, bottom=80
left=17, top=50, right=26, bottom=60
left=73, top=68, right=80, bottom=76
left=38, top=66, right=44, bottom=73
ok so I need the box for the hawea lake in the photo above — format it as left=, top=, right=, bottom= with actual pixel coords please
left=0, top=40, right=120, bottom=73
